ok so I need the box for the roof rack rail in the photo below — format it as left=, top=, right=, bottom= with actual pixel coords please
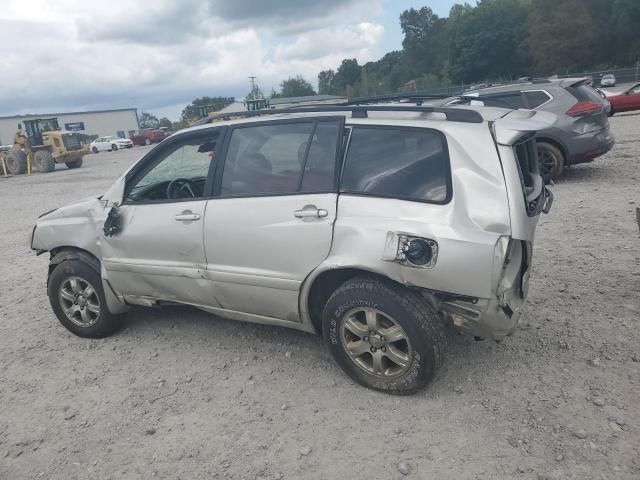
left=346, top=92, right=451, bottom=105
left=192, top=105, right=484, bottom=125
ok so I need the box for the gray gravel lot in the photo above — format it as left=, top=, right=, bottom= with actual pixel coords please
left=1, top=115, right=639, bottom=480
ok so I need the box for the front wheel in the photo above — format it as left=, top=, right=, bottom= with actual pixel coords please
left=538, top=141, right=564, bottom=183
left=65, top=158, right=83, bottom=169
left=92, top=147, right=98, bottom=153
left=111, top=144, right=118, bottom=151
left=48, top=259, right=124, bottom=338
left=322, top=276, right=447, bottom=395
left=33, top=149, right=55, bottom=173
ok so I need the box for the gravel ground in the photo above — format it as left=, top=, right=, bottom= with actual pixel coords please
left=1, top=114, right=639, bottom=480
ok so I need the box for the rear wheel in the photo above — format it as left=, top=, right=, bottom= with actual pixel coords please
left=322, top=275, right=447, bottom=395
left=538, top=141, right=564, bottom=182
left=144, top=138, right=151, bottom=146
left=48, top=259, right=124, bottom=338
left=33, top=149, right=55, bottom=173
left=65, top=158, right=83, bottom=169
left=5, top=150, right=27, bottom=175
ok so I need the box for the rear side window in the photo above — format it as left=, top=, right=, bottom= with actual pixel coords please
left=482, top=92, right=526, bottom=109
left=341, top=127, right=451, bottom=204
left=221, top=120, right=340, bottom=196
left=524, top=91, right=551, bottom=108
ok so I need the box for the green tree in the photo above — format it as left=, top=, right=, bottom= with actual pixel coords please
left=139, top=112, right=159, bottom=129
left=181, top=96, right=235, bottom=122
left=318, top=70, right=335, bottom=94
left=400, top=6, right=449, bottom=77
left=449, top=0, right=531, bottom=82
left=158, top=117, right=172, bottom=129
left=611, top=0, right=640, bottom=65
left=278, top=75, right=316, bottom=97
left=527, top=0, right=599, bottom=74
left=332, top=59, right=361, bottom=93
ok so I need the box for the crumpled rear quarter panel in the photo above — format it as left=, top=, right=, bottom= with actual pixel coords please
left=321, top=128, right=512, bottom=300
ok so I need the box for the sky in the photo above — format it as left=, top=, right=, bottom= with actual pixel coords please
left=0, top=0, right=457, bottom=121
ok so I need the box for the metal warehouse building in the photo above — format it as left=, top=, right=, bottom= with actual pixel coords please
left=0, top=108, right=139, bottom=146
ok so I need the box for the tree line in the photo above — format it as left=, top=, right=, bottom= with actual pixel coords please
left=318, top=0, right=640, bottom=97
left=149, top=0, right=639, bottom=126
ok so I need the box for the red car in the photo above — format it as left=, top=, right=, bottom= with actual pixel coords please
left=608, top=83, right=640, bottom=116
left=130, top=128, right=166, bottom=146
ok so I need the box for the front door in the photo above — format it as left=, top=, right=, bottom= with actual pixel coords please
left=203, top=117, right=345, bottom=322
left=101, top=128, right=223, bottom=305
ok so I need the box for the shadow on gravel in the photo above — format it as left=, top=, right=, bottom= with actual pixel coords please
left=119, top=303, right=508, bottom=395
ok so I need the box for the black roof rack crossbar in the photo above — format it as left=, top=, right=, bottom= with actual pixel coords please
left=193, top=105, right=483, bottom=125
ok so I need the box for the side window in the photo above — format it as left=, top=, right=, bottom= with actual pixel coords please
left=483, top=92, right=526, bottom=109
left=125, top=131, right=219, bottom=202
left=221, top=120, right=340, bottom=196
left=300, top=121, right=340, bottom=192
left=524, top=91, right=551, bottom=109
left=341, top=127, right=450, bottom=204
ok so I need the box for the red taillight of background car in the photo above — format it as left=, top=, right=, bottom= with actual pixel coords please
left=566, top=101, right=602, bottom=117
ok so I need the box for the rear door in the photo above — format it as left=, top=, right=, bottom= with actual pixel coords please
left=202, top=117, right=344, bottom=322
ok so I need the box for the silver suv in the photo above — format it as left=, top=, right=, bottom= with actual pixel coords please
left=444, top=78, right=614, bottom=181
left=31, top=105, right=554, bottom=394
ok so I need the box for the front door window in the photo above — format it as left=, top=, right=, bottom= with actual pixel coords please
left=126, top=132, right=220, bottom=202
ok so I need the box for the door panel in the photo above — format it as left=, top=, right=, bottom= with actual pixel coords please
left=102, top=201, right=212, bottom=305
left=203, top=194, right=337, bottom=320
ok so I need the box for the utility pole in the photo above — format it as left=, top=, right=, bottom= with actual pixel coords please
left=248, top=76, right=257, bottom=100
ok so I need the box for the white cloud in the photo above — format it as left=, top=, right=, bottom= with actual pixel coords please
left=0, top=0, right=384, bottom=120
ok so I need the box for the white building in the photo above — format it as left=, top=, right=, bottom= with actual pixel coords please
left=0, top=108, right=139, bottom=145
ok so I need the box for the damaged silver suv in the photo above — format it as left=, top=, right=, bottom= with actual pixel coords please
left=31, top=104, right=554, bottom=394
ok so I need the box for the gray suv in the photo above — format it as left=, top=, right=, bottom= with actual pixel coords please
left=445, top=78, right=614, bottom=181
left=31, top=105, right=554, bottom=394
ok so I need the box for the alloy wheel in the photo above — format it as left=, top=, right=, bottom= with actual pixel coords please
left=58, top=276, right=101, bottom=327
left=340, top=307, right=413, bottom=378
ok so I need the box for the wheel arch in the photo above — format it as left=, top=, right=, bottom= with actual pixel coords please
left=48, top=246, right=128, bottom=314
left=536, top=136, right=568, bottom=165
left=49, top=246, right=101, bottom=280
left=302, top=266, right=415, bottom=335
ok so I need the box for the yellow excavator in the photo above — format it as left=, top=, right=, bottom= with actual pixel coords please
left=2, top=117, right=88, bottom=175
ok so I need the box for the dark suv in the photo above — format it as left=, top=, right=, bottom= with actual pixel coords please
left=444, top=78, right=614, bottom=181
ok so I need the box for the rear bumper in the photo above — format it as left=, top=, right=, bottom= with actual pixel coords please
left=439, top=294, right=524, bottom=341
left=567, top=128, right=615, bottom=165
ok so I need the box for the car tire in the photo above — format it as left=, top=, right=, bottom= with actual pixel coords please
left=5, top=149, right=27, bottom=175
left=33, top=149, right=56, bottom=173
left=145, top=138, right=151, bottom=146
left=48, top=259, right=124, bottom=338
left=608, top=107, right=615, bottom=117
left=538, top=141, right=564, bottom=183
left=322, top=275, right=447, bottom=395
left=65, top=158, right=83, bottom=169
left=92, top=147, right=99, bottom=153
left=111, top=144, right=118, bottom=151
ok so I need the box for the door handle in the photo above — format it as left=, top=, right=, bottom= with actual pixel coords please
left=175, top=210, right=201, bottom=221
left=294, top=205, right=328, bottom=219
